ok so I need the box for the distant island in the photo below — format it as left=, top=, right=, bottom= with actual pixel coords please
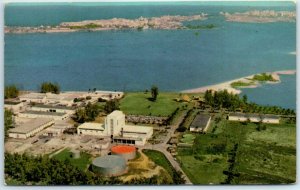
left=5, top=14, right=208, bottom=34
left=220, top=10, right=296, bottom=23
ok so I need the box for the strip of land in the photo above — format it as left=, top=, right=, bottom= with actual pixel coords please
left=5, top=14, right=208, bottom=34
left=220, top=10, right=295, bottom=23
left=182, top=70, right=296, bottom=94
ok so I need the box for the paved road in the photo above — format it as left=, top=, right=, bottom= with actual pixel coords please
left=140, top=110, right=193, bottom=185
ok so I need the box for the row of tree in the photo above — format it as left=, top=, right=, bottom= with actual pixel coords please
left=73, top=100, right=120, bottom=123
left=204, top=90, right=295, bottom=115
left=40, top=82, right=60, bottom=94
left=204, top=90, right=246, bottom=111
left=5, top=82, right=60, bottom=99
left=73, top=102, right=101, bottom=123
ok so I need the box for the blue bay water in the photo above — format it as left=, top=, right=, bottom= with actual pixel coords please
left=4, top=2, right=296, bottom=109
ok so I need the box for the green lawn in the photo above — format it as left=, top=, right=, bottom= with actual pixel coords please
left=120, top=92, right=185, bottom=116
left=234, top=123, right=296, bottom=184
left=178, top=154, right=228, bottom=184
left=142, top=149, right=174, bottom=176
left=177, top=116, right=296, bottom=184
left=51, top=148, right=92, bottom=171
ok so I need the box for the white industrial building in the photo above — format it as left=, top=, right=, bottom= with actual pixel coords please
left=190, top=114, right=211, bottom=133
left=19, top=91, right=124, bottom=106
left=8, top=118, right=54, bottom=139
left=43, top=121, right=73, bottom=137
left=4, top=101, right=25, bottom=113
left=228, top=113, right=280, bottom=124
left=29, top=104, right=75, bottom=114
left=19, top=93, right=46, bottom=103
left=77, top=111, right=153, bottom=146
left=94, top=91, right=124, bottom=100
left=18, top=110, right=69, bottom=120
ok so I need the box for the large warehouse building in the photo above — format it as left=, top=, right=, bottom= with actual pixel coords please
left=77, top=111, right=153, bottom=146
left=18, top=110, right=69, bottom=120
left=190, top=114, right=211, bottom=133
left=228, top=113, right=280, bottom=124
left=8, top=118, right=54, bottom=139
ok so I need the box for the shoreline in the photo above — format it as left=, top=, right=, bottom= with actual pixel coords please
left=4, top=14, right=207, bottom=34
left=182, top=70, right=296, bottom=94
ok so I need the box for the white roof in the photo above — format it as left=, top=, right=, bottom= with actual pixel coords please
left=95, top=90, right=123, bottom=95
left=107, top=110, right=125, bottom=117
left=9, top=118, right=54, bottom=134
left=19, top=93, right=46, bottom=99
left=77, top=122, right=105, bottom=131
left=123, top=125, right=153, bottom=134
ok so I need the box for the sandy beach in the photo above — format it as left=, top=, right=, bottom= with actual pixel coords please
left=182, top=70, right=296, bottom=94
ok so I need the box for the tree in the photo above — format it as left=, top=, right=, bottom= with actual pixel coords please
left=40, top=82, right=60, bottom=94
left=151, top=85, right=159, bottom=101
left=104, top=100, right=119, bottom=113
left=5, top=85, right=19, bottom=99
left=73, top=102, right=100, bottom=123
left=4, top=109, right=14, bottom=139
left=242, top=95, right=248, bottom=104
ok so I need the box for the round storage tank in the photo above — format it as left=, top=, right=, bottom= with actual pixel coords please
left=111, top=145, right=136, bottom=161
left=92, top=155, right=126, bottom=176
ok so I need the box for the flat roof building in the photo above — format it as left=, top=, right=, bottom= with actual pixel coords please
left=228, top=113, right=280, bottom=124
left=77, top=111, right=153, bottom=146
left=4, top=101, right=24, bottom=113
left=18, top=110, right=69, bottom=120
left=43, top=121, right=73, bottom=137
left=29, top=104, right=75, bottom=114
left=9, top=118, right=54, bottom=139
left=190, top=114, right=211, bottom=133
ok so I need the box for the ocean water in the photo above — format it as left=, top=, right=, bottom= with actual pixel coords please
left=4, top=2, right=296, bottom=109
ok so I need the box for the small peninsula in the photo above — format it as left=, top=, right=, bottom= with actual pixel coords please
left=5, top=14, right=208, bottom=34
left=220, top=10, right=296, bottom=23
left=182, top=70, right=296, bottom=94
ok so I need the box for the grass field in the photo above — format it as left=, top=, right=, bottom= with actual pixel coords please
left=119, top=92, right=187, bottom=116
left=177, top=116, right=296, bottom=184
left=52, top=149, right=92, bottom=171
left=235, top=123, right=296, bottom=184
left=142, top=149, right=175, bottom=176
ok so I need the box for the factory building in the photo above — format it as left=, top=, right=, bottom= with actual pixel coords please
left=77, top=110, right=153, bottom=146
left=228, top=113, right=280, bottom=124
left=190, top=114, right=211, bottom=133
left=8, top=118, right=54, bottom=139
left=94, top=90, right=124, bottom=100
left=4, top=101, right=24, bottom=113
left=19, top=93, right=46, bottom=103
left=91, top=155, right=127, bottom=176
left=42, top=121, right=73, bottom=137
left=29, top=104, right=75, bottom=114
left=18, top=110, right=69, bottom=120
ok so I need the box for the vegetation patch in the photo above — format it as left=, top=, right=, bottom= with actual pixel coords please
left=51, top=148, right=92, bottom=171
left=252, top=73, right=277, bottom=82
left=177, top=116, right=296, bottom=184
left=185, top=24, right=216, bottom=29
left=120, top=92, right=184, bottom=116
left=230, top=80, right=255, bottom=88
left=69, top=23, right=102, bottom=29
left=142, top=149, right=185, bottom=184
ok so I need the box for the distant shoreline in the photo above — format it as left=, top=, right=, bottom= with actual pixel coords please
left=182, top=70, right=296, bottom=94
left=4, top=14, right=208, bottom=34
